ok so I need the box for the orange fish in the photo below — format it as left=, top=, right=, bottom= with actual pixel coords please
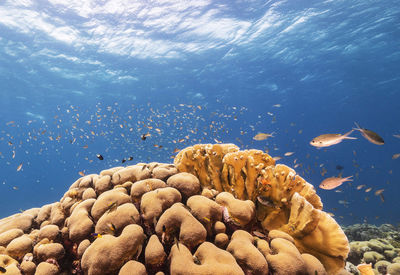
left=253, top=132, right=275, bottom=141
left=310, top=130, right=356, bottom=147
left=16, top=163, right=23, bottom=172
left=392, top=153, right=400, bottom=160
left=319, top=176, right=353, bottom=190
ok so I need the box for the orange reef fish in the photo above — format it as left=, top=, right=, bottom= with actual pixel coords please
left=310, top=130, right=356, bottom=148
left=392, top=153, right=400, bottom=160
left=353, top=122, right=384, bottom=145
left=356, top=184, right=366, bottom=190
left=108, top=223, right=116, bottom=232
left=319, top=176, right=353, bottom=190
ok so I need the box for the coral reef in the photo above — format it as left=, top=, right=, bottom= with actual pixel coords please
left=0, top=145, right=351, bottom=275
left=344, top=223, right=400, bottom=274
left=175, top=144, right=349, bottom=274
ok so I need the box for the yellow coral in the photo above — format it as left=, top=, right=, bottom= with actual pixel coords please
left=175, top=144, right=275, bottom=200
left=257, top=164, right=322, bottom=232
left=221, top=149, right=275, bottom=199
left=174, top=143, right=239, bottom=190
left=174, top=144, right=349, bottom=275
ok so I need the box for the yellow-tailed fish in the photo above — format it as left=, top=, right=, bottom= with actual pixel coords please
left=353, top=122, right=384, bottom=145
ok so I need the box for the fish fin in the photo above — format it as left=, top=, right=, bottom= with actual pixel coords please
left=353, top=122, right=362, bottom=131
left=343, top=175, right=353, bottom=181
left=342, top=129, right=357, bottom=139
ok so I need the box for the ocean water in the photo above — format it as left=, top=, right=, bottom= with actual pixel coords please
left=0, top=0, right=399, bottom=226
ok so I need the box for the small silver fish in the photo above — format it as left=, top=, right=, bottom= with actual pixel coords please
left=353, top=122, right=384, bottom=145
left=310, top=130, right=356, bottom=148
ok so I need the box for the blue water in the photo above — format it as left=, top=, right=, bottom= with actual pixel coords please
left=0, top=0, right=399, bottom=225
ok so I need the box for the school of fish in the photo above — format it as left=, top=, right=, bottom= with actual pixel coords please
left=0, top=101, right=396, bottom=223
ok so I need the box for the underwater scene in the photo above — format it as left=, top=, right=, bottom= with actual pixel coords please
left=0, top=0, right=399, bottom=274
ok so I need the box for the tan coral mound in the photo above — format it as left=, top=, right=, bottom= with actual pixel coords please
left=227, top=230, right=269, bottom=275
left=174, top=143, right=349, bottom=274
left=170, top=241, right=244, bottom=275
left=0, top=144, right=348, bottom=275
left=81, top=224, right=145, bottom=275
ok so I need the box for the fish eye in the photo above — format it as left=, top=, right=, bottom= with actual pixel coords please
left=319, top=141, right=322, bottom=144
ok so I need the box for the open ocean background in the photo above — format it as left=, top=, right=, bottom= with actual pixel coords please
left=0, top=0, right=399, bottom=226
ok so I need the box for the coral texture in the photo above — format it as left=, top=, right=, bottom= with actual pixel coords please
left=174, top=143, right=349, bottom=274
left=0, top=144, right=349, bottom=275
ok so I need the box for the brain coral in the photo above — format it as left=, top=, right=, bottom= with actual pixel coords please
left=0, top=144, right=348, bottom=275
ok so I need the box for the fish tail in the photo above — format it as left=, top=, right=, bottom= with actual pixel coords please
left=352, top=122, right=362, bottom=131
left=343, top=175, right=353, bottom=181
left=342, top=129, right=357, bottom=139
